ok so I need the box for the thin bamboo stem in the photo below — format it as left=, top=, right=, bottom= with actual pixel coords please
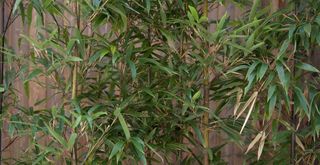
left=290, top=2, right=297, bottom=165
left=202, top=0, right=210, bottom=165
left=0, top=1, right=5, bottom=163
left=71, top=1, right=80, bottom=164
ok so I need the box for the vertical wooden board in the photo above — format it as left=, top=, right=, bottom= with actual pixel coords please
left=2, top=8, right=31, bottom=162
left=208, top=3, right=218, bottom=32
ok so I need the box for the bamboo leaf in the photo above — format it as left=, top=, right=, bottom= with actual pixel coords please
left=217, top=13, right=228, bottom=31
left=145, top=0, right=151, bottom=14
left=191, top=124, right=205, bottom=147
left=236, top=91, right=258, bottom=119
left=315, top=15, right=320, bottom=25
left=188, top=6, right=199, bottom=22
left=127, top=60, right=137, bottom=79
left=24, top=68, right=42, bottom=83
left=303, top=23, right=312, bottom=37
left=294, top=86, right=310, bottom=119
left=192, top=90, right=201, bottom=101
left=267, top=85, right=276, bottom=101
left=245, top=131, right=263, bottom=154
left=114, top=108, right=131, bottom=140
left=257, top=131, right=266, bottom=160
left=233, top=88, right=243, bottom=116
left=109, top=141, right=125, bottom=160
left=295, top=136, right=305, bottom=151
left=249, top=0, right=261, bottom=21
left=258, top=63, right=268, bottom=81
left=0, top=86, right=4, bottom=93
left=65, top=56, right=83, bottom=62
left=296, top=62, right=320, bottom=73
left=276, top=61, right=289, bottom=94
left=277, top=39, right=290, bottom=60
left=13, top=0, right=23, bottom=14
left=268, top=94, right=277, bottom=117
left=44, top=123, right=67, bottom=147
left=67, top=133, right=78, bottom=151
left=240, top=92, right=258, bottom=134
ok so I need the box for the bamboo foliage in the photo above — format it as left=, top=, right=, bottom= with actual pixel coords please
left=0, top=0, right=320, bottom=164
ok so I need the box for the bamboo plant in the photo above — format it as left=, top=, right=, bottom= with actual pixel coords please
left=0, top=0, right=320, bottom=164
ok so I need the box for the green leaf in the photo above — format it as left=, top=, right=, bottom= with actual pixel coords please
left=66, top=40, right=75, bottom=55
left=188, top=6, right=199, bottom=22
left=268, top=85, right=276, bottom=101
left=8, top=123, right=15, bottom=138
left=217, top=13, right=228, bottom=31
left=191, top=124, right=205, bottom=147
left=249, top=0, right=261, bottom=21
left=315, top=15, right=320, bottom=25
left=258, top=63, right=268, bottom=80
left=192, top=90, right=201, bottom=101
left=139, top=58, right=177, bottom=75
left=227, top=65, right=248, bottom=74
left=250, top=42, right=265, bottom=51
left=131, top=137, right=145, bottom=154
left=160, top=29, right=177, bottom=52
left=131, top=137, right=146, bottom=165
left=66, top=56, right=83, bottom=62
left=244, top=72, right=255, bottom=95
left=246, top=61, right=259, bottom=79
left=294, top=86, right=310, bottom=119
left=303, top=23, right=312, bottom=37
left=268, top=94, right=277, bottom=117
left=296, top=62, right=319, bottom=73
left=73, top=115, right=82, bottom=129
left=108, top=4, right=127, bottom=31
left=145, top=0, right=151, bottom=14
left=93, top=0, right=101, bottom=7
left=13, top=0, right=23, bottom=14
left=277, top=39, right=290, bottom=60
left=0, top=86, right=4, bottom=93
left=227, top=42, right=251, bottom=54
left=159, top=1, right=167, bottom=25
left=199, top=16, right=208, bottom=23
left=45, top=123, right=68, bottom=147
left=114, top=108, right=131, bottom=140
left=127, top=60, right=137, bottom=79
left=276, top=61, right=289, bottom=94
left=109, top=141, right=125, bottom=160
left=24, top=68, right=42, bottom=83
left=89, top=49, right=109, bottom=64
left=288, top=25, right=296, bottom=40
left=234, top=19, right=261, bottom=33
left=67, top=133, right=78, bottom=151
left=246, top=33, right=255, bottom=49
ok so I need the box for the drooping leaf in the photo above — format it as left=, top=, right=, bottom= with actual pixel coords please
left=296, top=62, right=319, bottom=73
left=276, top=61, right=289, bottom=94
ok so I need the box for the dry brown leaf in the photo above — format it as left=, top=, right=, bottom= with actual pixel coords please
left=236, top=91, right=258, bottom=119
left=233, top=88, right=243, bottom=116
left=295, top=135, right=305, bottom=151
left=257, top=131, right=266, bottom=160
left=245, top=131, right=263, bottom=154
left=240, top=92, right=258, bottom=134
